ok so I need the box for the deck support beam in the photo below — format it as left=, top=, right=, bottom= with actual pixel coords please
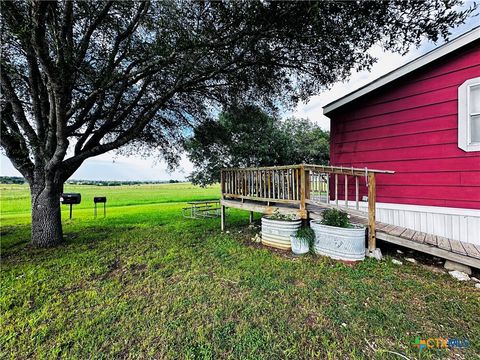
left=249, top=211, right=254, bottom=224
left=221, top=205, right=226, bottom=231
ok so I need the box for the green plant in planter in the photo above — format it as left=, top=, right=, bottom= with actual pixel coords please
left=320, top=208, right=352, bottom=228
left=266, top=209, right=298, bottom=221
left=294, top=226, right=316, bottom=255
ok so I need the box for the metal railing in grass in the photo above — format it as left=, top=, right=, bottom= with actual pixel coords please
left=220, top=164, right=394, bottom=251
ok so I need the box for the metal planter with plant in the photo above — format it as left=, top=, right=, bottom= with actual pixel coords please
left=261, top=210, right=301, bottom=250
left=290, top=227, right=316, bottom=255
left=310, top=208, right=366, bottom=261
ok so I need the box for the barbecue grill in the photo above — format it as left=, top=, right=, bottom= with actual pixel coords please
left=60, top=193, right=81, bottom=219
left=94, top=196, right=107, bottom=218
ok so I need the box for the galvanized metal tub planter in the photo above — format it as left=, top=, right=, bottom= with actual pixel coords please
left=261, top=217, right=301, bottom=250
left=310, top=220, right=366, bottom=261
left=290, top=235, right=309, bottom=255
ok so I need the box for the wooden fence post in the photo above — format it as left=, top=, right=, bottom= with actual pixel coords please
left=305, top=169, right=310, bottom=201
left=221, top=205, right=225, bottom=232
left=299, top=165, right=309, bottom=219
left=367, top=172, right=376, bottom=251
left=220, top=170, right=225, bottom=198
left=220, top=170, right=226, bottom=231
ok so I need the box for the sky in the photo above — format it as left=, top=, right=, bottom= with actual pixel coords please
left=1, top=9, right=479, bottom=181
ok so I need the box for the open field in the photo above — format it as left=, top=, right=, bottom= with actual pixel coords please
left=1, top=183, right=479, bottom=359
left=1, top=183, right=219, bottom=223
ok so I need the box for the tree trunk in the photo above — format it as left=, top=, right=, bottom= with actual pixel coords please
left=30, top=183, right=64, bottom=247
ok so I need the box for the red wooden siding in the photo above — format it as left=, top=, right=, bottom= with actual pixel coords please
left=329, top=44, right=480, bottom=210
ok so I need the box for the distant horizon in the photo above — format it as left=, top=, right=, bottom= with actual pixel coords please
left=1, top=155, right=191, bottom=182
left=0, top=174, right=188, bottom=183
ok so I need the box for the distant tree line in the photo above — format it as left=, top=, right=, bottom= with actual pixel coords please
left=0, top=176, right=26, bottom=184
left=185, top=105, right=330, bottom=186
left=0, top=177, right=182, bottom=186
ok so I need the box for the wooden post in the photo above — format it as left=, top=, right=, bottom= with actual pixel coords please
left=300, top=165, right=306, bottom=217
left=249, top=211, right=254, bottom=224
left=355, top=176, right=359, bottom=210
left=267, top=170, right=270, bottom=198
left=305, top=170, right=310, bottom=201
left=335, top=174, right=338, bottom=207
left=298, top=166, right=310, bottom=219
left=221, top=205, right=226, bottom=232
left=293, top=169, right=297, bottom=200
left=286, top=170, right=290, bottom=200
left=220, top=170, right=225, bottom=199
left=272, top=170, right=275, bottom=199
left=367, top=172, right=376, bottom=252
left=326, top=173, right=330, bottom=203
left=344, top=175, right=348, bottom=208
left=292, top=168, right=297, bottom=200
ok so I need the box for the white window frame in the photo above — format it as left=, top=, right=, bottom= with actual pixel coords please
left=458, top=76, right=480, bottom=152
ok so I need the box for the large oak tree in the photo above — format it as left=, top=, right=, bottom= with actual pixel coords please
left=185, top=105, right=330, bottom=186
left=0, top=0, right=473, bottom=247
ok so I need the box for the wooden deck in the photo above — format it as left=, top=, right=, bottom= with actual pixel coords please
left=221, top=198, right=480, bottom=269
left=221, top=164, right=395, bottom=252
left=220, top=164, right=479, bottom=269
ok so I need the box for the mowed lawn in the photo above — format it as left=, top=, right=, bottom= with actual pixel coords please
left=1, top=183, right=479, bottom=359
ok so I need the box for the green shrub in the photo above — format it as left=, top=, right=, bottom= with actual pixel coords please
left=266, top=210, right=298, bottom=221
left=320, top=208, right=351, bottom=228
left=294, top=227, right=316, bottom=255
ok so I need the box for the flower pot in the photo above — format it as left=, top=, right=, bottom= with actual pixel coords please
left=290, top=235, right=309, bottom=255
left=310, top=220, right=366, bottom=261
left=261, top=217, right=301, bottom=250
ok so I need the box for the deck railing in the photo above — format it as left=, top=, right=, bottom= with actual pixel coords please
left=221, top=164, right=394, bottom=251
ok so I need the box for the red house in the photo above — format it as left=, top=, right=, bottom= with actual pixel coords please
left=324, top=27, right=480, bottom=245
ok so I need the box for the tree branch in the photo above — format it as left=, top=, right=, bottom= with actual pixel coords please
left=0, top=69, right=42, bottom=156
left=0, top=105, right=34, bottom=181
left=75, top=1, right=113, bottom=66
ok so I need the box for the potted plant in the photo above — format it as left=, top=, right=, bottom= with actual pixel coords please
left=261, top=210, right=301, bottom=250
left=290, top=227, right=316, bottom=255
left=310, top=208, right=366, bottom=261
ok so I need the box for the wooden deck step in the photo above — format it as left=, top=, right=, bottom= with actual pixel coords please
left=382, top=224, right=397, bottom=233
left=424, top=233, right=437, bottom=246
left=376, top=222, right=389, bottom=231
left=462, top=242, right=480, bottom=259
left=401, top=228, right=416, bottom=240
left=450, top=239, right=467, bottom=256
left=389, top=226, right=406, bottom=237
left=436, top=236, right=451, bottom=251
left=412, top=231, right=426, bottom=244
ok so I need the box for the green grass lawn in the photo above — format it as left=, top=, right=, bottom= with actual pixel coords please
left=1, top=183, right=479, bottom=359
